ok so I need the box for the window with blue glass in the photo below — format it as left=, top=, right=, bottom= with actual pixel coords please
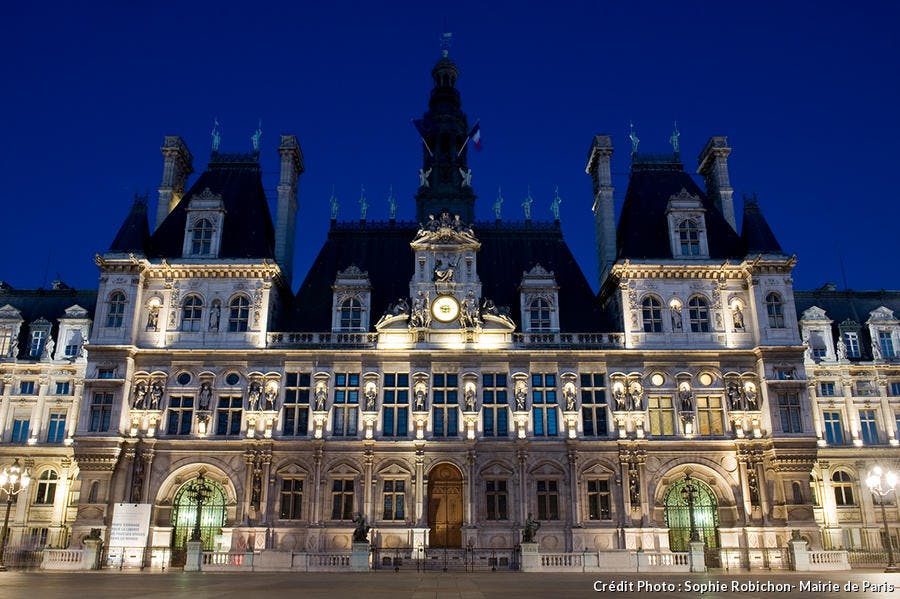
left=11, top=418, right=30, bottom=443
left=19, top=381, right=35, bottom=395
left=382, top=373, right=409, bottom=437
left=55, top=381, right=70, bottom=395
left=482, top=373, right=508, bottom=437
left=580, top=373, right=607, bottom=437
left=46, top=413, right=66, bottom=443
left=283, top=373, right=310, bottom=436
left=819, top=382, right=836, bottom=396
left=822, top=411, right=844, bottom=445
left=432, top=373, right=458, bottom=437
left=89, top=392, right=113, bottom=432
left=859, top=409, right=879, bottom=444
left=532, top=373, right=558, bottom=436
left=891, top=382, right=900, bottom=397
left=333, top=372, right=359, bottom=436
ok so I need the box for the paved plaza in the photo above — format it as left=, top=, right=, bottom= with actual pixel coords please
left=1, top=570, right=899, bottom=599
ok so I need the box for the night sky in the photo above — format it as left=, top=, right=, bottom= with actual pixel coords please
left=3, top=2, right=898, bottom=293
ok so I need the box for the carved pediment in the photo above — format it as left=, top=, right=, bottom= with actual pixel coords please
left=193, top=187, right=223, bottom=202
left=868, top=306, right=897, bottom=322
left=411, top=211, right=480, bottom=248
left=276, top=463, right=309, bottom=477
left=479, top=462, right=515, bottom=477
left=0, top=304, right=22, bottom=320
left=800, top=306, right=830, bottom=322
left=669, top=187, right=701, bottom=203
left=376, top=462, right=412, bottom=477
left=63, top=304, right=90, bottom=319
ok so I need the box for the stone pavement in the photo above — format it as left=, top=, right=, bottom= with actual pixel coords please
left=1, top=570, right=898, bottom=598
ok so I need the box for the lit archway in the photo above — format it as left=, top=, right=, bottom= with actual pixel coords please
left=663, top=476, right=719, bottom=551
left=427, top=462, right=463, bottom=548
left=171, top=475, right=227, bottom=550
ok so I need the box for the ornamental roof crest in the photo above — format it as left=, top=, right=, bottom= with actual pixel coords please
left=193, top=187, right=223, bottom=202
left=0, top=304, right=22, bottom=320
left=411, top=210, right=479, bottom=248
left=800, top=305, right=830, bottom=322
left=669, top=187, right=701, bottom=203
left=867, top=306, right=897, bottom=322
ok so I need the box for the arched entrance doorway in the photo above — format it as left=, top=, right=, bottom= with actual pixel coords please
left=663, top=475, right=719, bottom=552
left=171, top=475, right=227, bottom=551
left=427, top=463, right=463, bottom=548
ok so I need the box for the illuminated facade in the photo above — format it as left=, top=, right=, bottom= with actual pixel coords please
left=55, top=49, right=894, bottom=570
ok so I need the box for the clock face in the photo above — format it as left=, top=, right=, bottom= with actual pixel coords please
left=431, top=295, right=460, bottom=323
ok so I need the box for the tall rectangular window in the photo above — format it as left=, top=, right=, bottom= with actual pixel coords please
left=331, top=479, right=354, bottom=520
left=859, top=409, right=879, bottom=444
left=587, top=480, right=611, bottom=520
left=696, top=396, right=724, bottom=435
left=279, top=478, right=303, bottom=520
left=531, top=373, right=558, bottom=436
left=0, top=328, right=13, bottom=357
left=55, top=381, right=71, bottom=395
left=878, top=331, right=895, bottom=358
left=46, top=413, right=66, bottom=443
left=648, top=396, right=675, bottom=435
left=167, top=396, right=194, bottom=436
left=432, top=373, right=458, bottom=437
left=333, top=372, right=359, bottom=436
left=843, top=332, right=860, bottom=358
left=778, top=392, right=803, bottom=433
left=580, top=373, right=607, bottom=437
left=382, top=480, right=405, bottom=521
left=89, top=392, right=113, bottom=432
left=890, top=382, right=900, bottom=397
left=819, top=382, right=836, bottom=396
left=64, top=332, right=80, bottom=357
left=822, top=411, right=844, bottom=445
left=382, top=373, right=409, bottom=437
left=485, top=480, right=508, bottom=520
left=482, top=373, right=508, bottom=437
left=283, top=372, right=310, bottom=437
left=19, top=381, right=35, bottom=395
left=29, top=330, right=46, bottom=358
left=536, top=480, right=559, bottom=520
left=216, top=396, right=242, bottom=436
left=11, top=418, right=30, bottom=443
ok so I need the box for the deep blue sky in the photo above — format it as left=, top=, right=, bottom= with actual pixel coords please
left=2, top=2, right=898, bottom=293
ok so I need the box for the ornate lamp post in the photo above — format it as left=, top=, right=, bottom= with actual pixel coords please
left=0, top=459, right=31, bottom=571
left=681, top=473, right=700, bottom=543
left=188, top=472, right=211, bottom=544
left=866, top=466, right=898, bottom=573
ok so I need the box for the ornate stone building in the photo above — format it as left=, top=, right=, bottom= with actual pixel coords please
left=0, top=281, right=94, bottom=550
left=54, top=48, right=892, bottom=570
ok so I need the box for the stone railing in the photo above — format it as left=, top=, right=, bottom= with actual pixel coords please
left=41, top=549, right=82, bottom=570
left=808, top=549, right=849, bottom=571
left=267, top=332, right=378, bottom=349
left=513, top=332, right=624, bottom=348
left=201, top=551, right=255, bottom=571
left=637, top=551, right=690, bottom=572
left=540, top=552, right=583, bottom=571
left=267, top=331, right=624, bottom=350
left=303, top=552, right=352, bottom=571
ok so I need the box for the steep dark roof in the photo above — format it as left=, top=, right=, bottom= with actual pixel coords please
left=290, top=220, right=606, bottom=332
left=109, top=197, right=150, bottom=253
left=148, top=154, right=275, bottom=259
left=616, top=157, right=745, bottom=260
left=794, top=287, right=900, bottom=361
left=741, top=197, right=783, bottom=254
left=0, top=286, right=97, bottom=360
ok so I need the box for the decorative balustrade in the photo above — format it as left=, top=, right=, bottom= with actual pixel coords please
left=41, top=549, right=82, bottom=570
left=201, top=551, right=255, bottom=570
left=267, top=331, right=624, bottom=350
left=267, top=332, right=378, bottom=348
left=540, top=552, right=583, bottom=570
left=808, top=550, right=849, bottom=570
left=513, top=332, right=624, bottom=348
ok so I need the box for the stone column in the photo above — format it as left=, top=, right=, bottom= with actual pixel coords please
left=363, top=448, right=374, bottom=523
left=311, top=445, right=323, bottom=524
left=566, top=448, right=578, bottom=552
left=517, top=447, right=528, bottom=524
left=414, top=448, right=425, bottom=525
left=465, top=448, right=476, bottom=526
left=140, top=448, right=155, bottom=504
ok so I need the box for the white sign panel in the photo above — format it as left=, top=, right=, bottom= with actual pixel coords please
left=108, top=503, right=152, bottom=548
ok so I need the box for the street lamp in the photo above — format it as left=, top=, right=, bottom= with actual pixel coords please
left=188, top=472, right=211, bottom=543
left=681, top=473, right=700, bottom=543
left=0, top=459, right=31, bottom=571
left=866, top=466, right=898, bottom=573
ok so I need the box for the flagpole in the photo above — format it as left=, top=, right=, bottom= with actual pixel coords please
left=457, top=136, right=470, bottom=157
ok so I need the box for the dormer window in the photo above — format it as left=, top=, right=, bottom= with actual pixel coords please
left=29, top=329, right=47, bottom=358
left=677, top=220, right=700, bottom=256
left=766, top=293, right=785, bottom=328
left=190, top=218, right=214, bottom=255
left=339, top=298, right=363, bottom=331
left=106, top=291, right=126, bottom=328
left=688, top=296, right=710, bottom=332
left=181, top=295, right=204, bottom=332
left=529, top=299, right=552, bottom=332
left=878, top=330, right=896, bottom=358
left=843, top=331, right=861, bottom=357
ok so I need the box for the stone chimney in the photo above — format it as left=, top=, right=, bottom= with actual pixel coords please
left=585, top=135, right=616, bottom=287
left=275, top=135, right=304, bottom=285
left=155, top=136, right=194, bottom=231
left=697, top=136, right=736, bottom=231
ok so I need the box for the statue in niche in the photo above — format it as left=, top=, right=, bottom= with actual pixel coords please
left=514, top=380, right=527, bottom=411
left=679, top=386, right=693, bottom=412
left=250, top=464, right=262, bottom=510
left=726, top=381, right=742, bottom=411
left=464, top=386, right=476, bottom=411
left=671, top=307, right=683, bottom=331
left=836, top=337, right=847, bottom=361
left=522, top=513, right=541, bottom=543
left=315, top=383, right=327, bottom=411
left=132, top=382, right=148, bottom=410
left=414, top=382, right=427, bottom=411
left=147, top=306, right=159, bottom=331
left=364, top=384, right=377, bottom=411
left=149, top=381, right=163, bottom=409
left=613, top=385, right=627, bottom=411
left=247, top=381, right=262, bottom=411
left=629, top=470, right=641, bottom=507
left=264, top=385, right=277, bottom=410
left=563, top=384, right=577, bottom=412
left=130, top=452, right=144, bottom=503
left=208, top=302, right=221, bottom=331
left=433, top=258, right=458, bottom=283
left=629, top=383, right=643, bottom=411
left=199, top=382, right=212, bottom=411
left=743, top=384, right=759, bottom=411
left=352, top=513, right=371, bottom=543
left=731, top=305, right=744, bottom=331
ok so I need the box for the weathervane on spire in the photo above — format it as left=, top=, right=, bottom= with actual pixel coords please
left=359, top=185, right=368, bottom=220
left=211, top=118, right=221, bottom=152
left=329, top=185, right=339, bottom=220
left=629, top=122, right=640, bottom=154
left=551, top=186, right=563, bottom=220
left=251, top=119, right=262, bottom=152
left=522, top=186, right=533, bottom=220
left=494, top=186, right=504, bottom=220
left=387, top=185, right=397, bottom=219
left=669, top=121, right=680, bottom=154
left=440, top=32, right=453, bottom=57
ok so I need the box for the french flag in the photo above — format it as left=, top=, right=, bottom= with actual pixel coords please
left=469, top=121, right=482, bottom=150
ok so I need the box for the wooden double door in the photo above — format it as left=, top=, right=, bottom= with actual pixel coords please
left=427, top=463, right=463, bottom=548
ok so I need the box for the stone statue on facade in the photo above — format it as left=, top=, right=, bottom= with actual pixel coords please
left=211, top=118, right=221, bottom=152
left=836, top=338, right=847, bottom=361
left=315, top=383, right=327, bottom=411
left=264, top=385, right=277, bottom=410
left=461, top=290, right=480, bottom=328
left=132, top=382, right=148, bottom=410
left=629, top=383, right=643, bottom=411
left=726, top=381, right=742, bottom=411
left=872, top=340, right=883, bottom=361
left=563, top=385, right=576, bottom=412
left=248, top=381, right=262, bottom=411
left=387, top=186, right=397, bottom=219
left=42, top=336, right=54, bottom=360
left=251, top=120, right=262, bottom=152
left=522, top=513, right=541, bottom=543
left=550, top=187, right=562, bottom=220
left=522, top=190, right=533, bottom=220
left=743, top=384, right=759, bottom=411
left=514, top=380, right=527, bottom=411
left=459, top=167, right=472, bottom=187
left=414, top=381, right=427, bottom=411
left=358, top=186, right=368, bottom=220
left=199, top=382, right=212, bottom=411
left=147, top=306, right=159, bottom=331
left=679, top=386, right=693, bottom=412
left=365, top=384, right=377, bottom=411
left=330, top=187, right=339, bottom=220
left=493, top=187, right=503, bottom=220
left=418, top=167, right=432, bottom=187
left=669, top=121, right=680, bottom=154
left=731, top=305, right=744, bottom=331
left=613, top=386, right=627, bottom=411
left=352, top=513, right=371, bottom=543
left=671, top=306, right=683, bottom=331
left=629, top=122, right=640, bottom=153
left=464, top=386, right=476, bottom=411
left=208, top=302, right=221, bottom=331
left=433, top=258, right=458, bottom=283
left=410, top=291, right=431, bottom=328
left=149, top=381, right=163, bottom=409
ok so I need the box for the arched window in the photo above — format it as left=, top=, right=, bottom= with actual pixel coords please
left=88, top=480, right=100, bottom=503
left=339, top=297, right=362, bottom=330
left=831, top=471, right=855, bottom=506
left=792, top=481, right=803, bottom=504
left=529, top=299, right=552, bottom=332
left=688, top=296, right=710, bottom=332
left=190, top=218, right=214, bottom=256
left=228, top=296, right=250, bottom=332
left=106, top=291, right=126, bottom=328
left=766, top=293, right=785, bottom=328
left=641, top=296, right=663, bottom=333
left=34, top=470, right=58, bottom=505
left=677, top=220, right=700, bottom=256
left=181, top=295, right=204, bottom=332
